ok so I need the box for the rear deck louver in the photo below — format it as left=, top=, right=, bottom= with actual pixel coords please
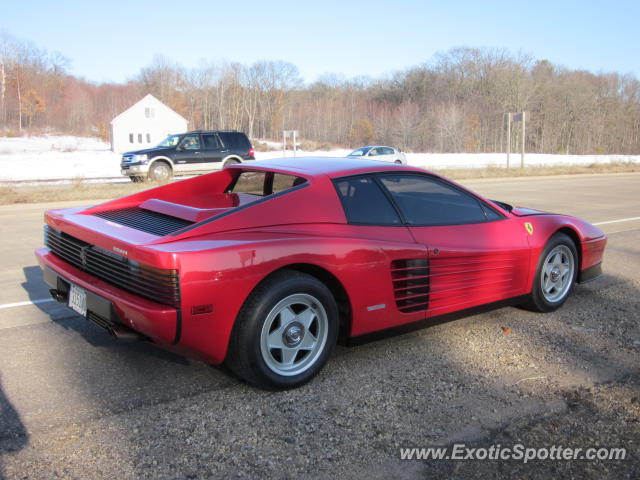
left=391, top=258, right=430, bottom=313
left=93, top=207, right=193, bottom=236
left=45, top=226, right=180, bottom=306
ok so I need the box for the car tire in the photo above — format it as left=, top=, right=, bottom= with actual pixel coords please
left=149, top=161, right=172, bottom=182
left=226, top=270, right=339, bottom=390
left=525, top=233, right=578, bottom=312
left=223, top=159, right=240, bottom=168
left=394, top=160, right=403, bottom=164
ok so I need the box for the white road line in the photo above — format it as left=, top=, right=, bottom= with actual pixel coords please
left=593, top=216, right=640, bottom=226
left=0, top=298, right=55, bottom=310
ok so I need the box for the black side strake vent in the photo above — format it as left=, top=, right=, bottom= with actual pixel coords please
left=391, top=258, right=430, bottom=313
left=93, top=207, right=194, bottom=236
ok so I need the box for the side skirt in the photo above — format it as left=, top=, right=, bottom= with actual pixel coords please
left=347, top=294, right=530, bottom=346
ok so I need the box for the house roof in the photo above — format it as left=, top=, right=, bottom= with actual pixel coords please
left=110, top=94, right=188, bottom=125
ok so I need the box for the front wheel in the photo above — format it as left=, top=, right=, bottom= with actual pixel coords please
left=526, top=233, right=578, bottom=312
left=149, top=162, right=172, bottom=182
left=226, top=271, right=338, bottom=389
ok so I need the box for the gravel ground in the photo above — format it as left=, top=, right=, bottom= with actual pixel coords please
left=1, top=208, right=638, bottom=479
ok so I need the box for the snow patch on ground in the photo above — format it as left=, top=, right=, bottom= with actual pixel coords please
left=1, top=136, right=638, bottom=181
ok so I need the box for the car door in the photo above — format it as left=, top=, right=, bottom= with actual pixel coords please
left=173, top=134, right=203, bottom=172
left=378, top=173, right=531, bottom=318
left=366, top=147, right=381, bottom=161
left=332, top=175, right=430, bottom=335
left=200, top=133, right=225, bottom=168
left=377, top=147, right=395, bottom=163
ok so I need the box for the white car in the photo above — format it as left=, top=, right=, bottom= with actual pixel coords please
left=346, top=145, right=407, bottom=165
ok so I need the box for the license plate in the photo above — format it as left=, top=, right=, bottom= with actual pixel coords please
left=68, top=283, right=87, bottom=316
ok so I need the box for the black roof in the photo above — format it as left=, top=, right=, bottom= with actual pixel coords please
left=181, top=130, right=244, bottom=135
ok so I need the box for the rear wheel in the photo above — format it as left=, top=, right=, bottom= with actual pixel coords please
left=223, top=159, right=240, bottom=168
left=394, top=160, right=403, bottom=164
left=149, top=161, right=172, bottom=182
left=226, top=271, right=338, bottom=389
left=526, top=233, right=578, bottom=312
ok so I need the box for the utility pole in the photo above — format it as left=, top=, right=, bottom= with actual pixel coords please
left=521, top=111, right=526, bottom=167
left=506, top=113, right=511, bottom=168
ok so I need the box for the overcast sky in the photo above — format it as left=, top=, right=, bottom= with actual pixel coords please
left=2, top=0, right=638, bottom=83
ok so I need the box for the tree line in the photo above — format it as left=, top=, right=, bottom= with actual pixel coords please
left=1, top=31, right=639, bottom=154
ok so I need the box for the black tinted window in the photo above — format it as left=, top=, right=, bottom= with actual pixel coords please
left=334, top=176, right=401, bottom=225
left=202, top=134, right=221, bottom=149
left=219, top=132, right=250, bottom=150
left=379, top=174, right=487, bottom=225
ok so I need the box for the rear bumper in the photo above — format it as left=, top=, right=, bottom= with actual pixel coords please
left=36, top=248, right=179, bottom=344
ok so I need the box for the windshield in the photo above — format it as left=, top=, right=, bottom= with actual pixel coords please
left=157, top=134, right=181, bottom=148
left=348, top=147, right=371, bottom=157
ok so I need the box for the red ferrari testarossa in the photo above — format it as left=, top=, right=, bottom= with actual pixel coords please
left=36, top=158, right=606, bottom=389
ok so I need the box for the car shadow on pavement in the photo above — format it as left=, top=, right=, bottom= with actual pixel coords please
left=0, top=376, right=28, bottom=480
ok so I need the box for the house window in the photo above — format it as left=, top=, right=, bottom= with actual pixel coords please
left=145, top=108, right=155, bottom=118
left=146, top=133, right=151, bottom=143
left=138, top=134, right=142, bottom=143
left=129, top=133, right=134, bottom=143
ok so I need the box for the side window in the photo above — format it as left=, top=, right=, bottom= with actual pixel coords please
left=379, top=174, right=488, bottom=225
left=228, top=171, right=306, bottom=196
left=369, top=148, right=379, bottom=156
left=180, top=134, right=200, bottom=150
left=146, top=133, right=151, bottom=143
left=220, top=132, right=250, bottom=149
left=480, top=202, right=503, bottom=220
left=382, top=147, right=394, bottom=155
left=129, top=133, right=134, bottom=143
left=334, top=176, right=401, bottom=225
left=230, top=171, right=266, bottom=195
left=271, top=173, right=306, bottom=194
left=138, top=133, right=142, bottom=143
left=202, top=134, right=221, bottom=149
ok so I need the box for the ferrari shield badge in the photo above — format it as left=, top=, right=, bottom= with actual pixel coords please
left=524, top=222, right=534, bottom=235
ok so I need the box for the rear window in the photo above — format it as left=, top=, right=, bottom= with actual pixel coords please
left=219, top=132, right=251, bottom=150
left=228, top=171, right=306, bottom=196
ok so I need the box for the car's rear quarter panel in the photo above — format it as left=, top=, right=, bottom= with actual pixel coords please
left=164, top=230, right=427, bottom=364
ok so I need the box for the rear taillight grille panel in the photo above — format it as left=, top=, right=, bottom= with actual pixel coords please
left=93, top=207, right=193, bottom=236
left=45, top=226, right=180, bottom=306
left=391, top=258, right=430, bottom=313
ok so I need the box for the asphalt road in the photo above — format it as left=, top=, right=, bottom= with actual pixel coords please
left=0, top=173, right=638, bottom=479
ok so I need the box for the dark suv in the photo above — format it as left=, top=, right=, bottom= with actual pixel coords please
left=120, top=130, right=255, bottom=182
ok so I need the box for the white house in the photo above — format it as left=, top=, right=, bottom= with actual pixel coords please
left=110, top=94, right=188, bottom=154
